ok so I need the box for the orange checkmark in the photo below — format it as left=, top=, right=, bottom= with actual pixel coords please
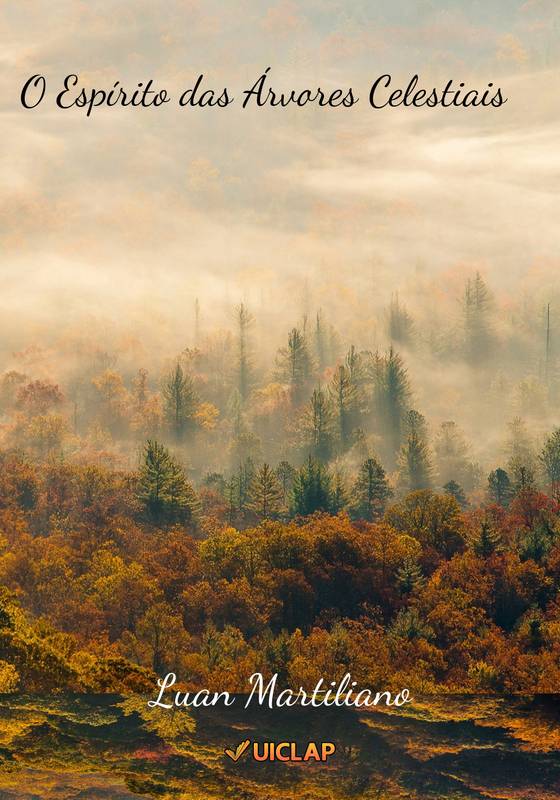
left=224, top=739, right=251, bottom=762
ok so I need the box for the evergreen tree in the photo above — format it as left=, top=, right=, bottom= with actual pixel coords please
left=291, top=456, right=333, bottom=516
left=435, top=421, right=477, bottom=492
left=487, top=468, right=512, bottom=507
left=248, top=463, right=283, bottom=520
left=137, top=439, right=199, bottom=525
left=443, top=479, right=467, bottom=508
left=331, top=467, right=349, bottom=514
left=163, top=362, right=198, bottom=442
left=329, top=365, right=357, bottom=452
left=314, top=309, right=327, bottom=373
left=387, top=294, right=414, bottom=346
left=235, top=303, right=254, bottom=403
left=396, top=558, right=424, bottom=594
left=276, top=327, right=313, bottom=403
left=276, top=460, right=296, bottom=507
left=398, top=410, right=433, bottom=491
left=303, top=388, right=334, bottom=462
left=473, top=521, right=502, bottom=558
left=463, top=271, right=493, bottom=364
left=540, top=428, right=560, bottom=500
left=351, top=456, right=392, bottom=521
left=371, top=347, right=411, bottom=466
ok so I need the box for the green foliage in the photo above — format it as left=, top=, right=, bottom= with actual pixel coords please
left=276, top=327, right=313, bottom=403
left=248, top=463, right=284, bottom=519
left=137, top=439, right=199, bottom=525
left=398, top=410, right=433, bottom=491
left=351, top=456, right=392, bottom=521
left=488, top=468, right=513, bottom=507
left=291, top=456, right=334, bottom=516
left=540, top=428, right=560, bottom=500
left=473, top=521, right=502, bottom=558
left=162, top=363, right=198, bottom=441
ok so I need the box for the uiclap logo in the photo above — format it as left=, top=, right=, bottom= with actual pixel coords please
left=224, top=739, right=336, bottom=763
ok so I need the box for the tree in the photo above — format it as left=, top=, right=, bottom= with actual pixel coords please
left=370, top=347, right=411, bottom=465
left=435, top=421, right=477, bottom=492
left=235, top=303, right=254, bottom=403
left=398, top=410, right=433, bottom=491
left=276, top=461, right=296, bottom=507
left=540, top=428, right=560, bottom=500
left=488, top=468, right=513, bottom=507
left=137, top=440, right=199, bottom=525
left=291, top=457, right=333, bottom=516
left=314, top=310, right=327, bottom=373
left=443, top=480, right=467, bottom=508
left=387, top=294, right=414, bottom=347
left=396, top=558, right=424, bottom=594
left=331, top=467, right=349, bottom=514
left=163, top=363, right=198, bottom=442
left=386, top=490, right=465, bottom=558
left=302, top=388, right=334, bottom=462
left=276, top=327, right=312, bottom=403
left=473, top=521, right=502, bottom=558
left=248, top=463, right=284, bottom=520
left=329, top=365, right=357, bottom=453
left=463, top=271, right=493, bottom=364
left=351, top=457, right=392, bottom=521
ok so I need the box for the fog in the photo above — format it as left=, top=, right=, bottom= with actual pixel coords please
left=1, top=1, right=559, bottom=493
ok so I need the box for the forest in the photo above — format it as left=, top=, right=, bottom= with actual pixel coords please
left=1, top=270, right=560, bottom=695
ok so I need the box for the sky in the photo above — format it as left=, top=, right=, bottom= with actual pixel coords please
left=1, top=0, right=559, bottom=337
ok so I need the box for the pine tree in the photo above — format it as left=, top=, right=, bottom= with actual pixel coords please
left=303, top=388, right=334, bottom=463
left=248, top=463, right=283, bottom=520
left=276, top=461, right=296, bottom=506
left=331, top=467, right=349, bottom=514
left=315, top=309, right=327, bottom=373
left=276, top=327, right=313, bottom=403
left=540, top=428, right=560, bottom=500
left=487, top=468, right=512, bottom=507
left=435, top=421, right=477, bottom=491
left=398, top=410, right=433, bottom=491
left=235, top=303, right=254, bottom=403
left=387, top=294, right=414, bottom=346
left=443, top=479, right=467, bottom=508
left=291, top=456, right=333, bottom=516
left=163, top=362, right=198, bottom=442
left=371, top=347, right=411, bottom=466
left=329, top=365, right=357, bottom=452
left=473, top=521, right=502, bottom=558
left=137, top=440, right=199, bottom=525
left=396, top=558, right=424, bottom=594
left=463, top=272, right=493, bottom=364
left=351, top=456, right=392, bottom=521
